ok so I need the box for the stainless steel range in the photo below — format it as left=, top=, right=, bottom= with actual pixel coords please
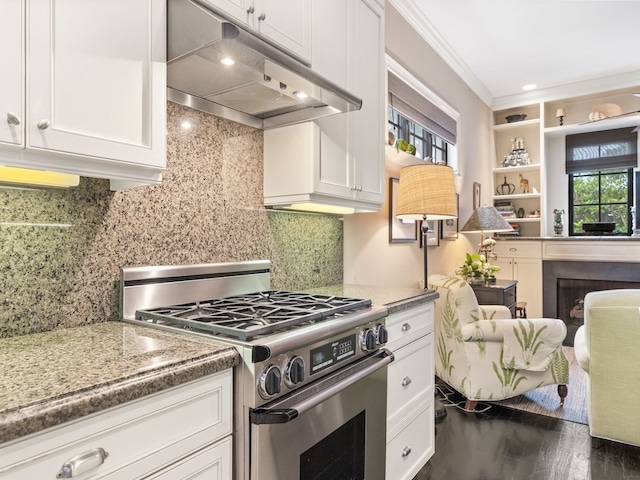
left=121, top=260, right=392, bottom=480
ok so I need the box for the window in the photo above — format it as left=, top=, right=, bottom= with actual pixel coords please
left=566, top=128, right=637, bottom=235
left=388, top=106, right=449, bottom=163
left=569, top=169, right=633, bottom=235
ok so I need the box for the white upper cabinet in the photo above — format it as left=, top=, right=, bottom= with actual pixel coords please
left=0, top=0, right=166, bottom=188
left=0, top=0, right=24, bottom=148
left=202, top=0, right=312, bottom=62
left=263, top=0, right=385, bottom=213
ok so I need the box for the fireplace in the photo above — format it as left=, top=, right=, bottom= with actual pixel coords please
left=543, top=261, right=640, bottom=346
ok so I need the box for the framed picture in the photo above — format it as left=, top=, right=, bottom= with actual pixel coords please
left=389, top=177, right=417, bottom=243
left=473, top=182, right=481, bottom=210
left=418, top=220, right=439, bottom=248
left=441, top=194, right=459, bottom=240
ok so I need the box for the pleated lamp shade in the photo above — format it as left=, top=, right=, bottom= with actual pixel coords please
left=396, top=164, right=457, bottom=220
left=461, top=206, right=514, bottom=233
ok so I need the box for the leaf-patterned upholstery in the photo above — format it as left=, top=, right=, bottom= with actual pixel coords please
left=428, top=274, right=569, bottom=407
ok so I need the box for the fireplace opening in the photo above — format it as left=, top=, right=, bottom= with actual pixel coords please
left=543, top=261, right=640, bottom=346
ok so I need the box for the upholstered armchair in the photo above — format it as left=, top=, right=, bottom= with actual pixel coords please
left=428, top=274, right=569, bottom=410
left=574, top=289, right=640, bottom=447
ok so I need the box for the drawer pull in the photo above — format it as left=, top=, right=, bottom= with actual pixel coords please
left=401, top=323, right=411, bottom=332
left=57, top=448, right=109, bottom=478
left=402, top=376, right=412, bottom=387
left=402, top=445, right=412, bottom=457
left=509, top=248, right=517, bottom=252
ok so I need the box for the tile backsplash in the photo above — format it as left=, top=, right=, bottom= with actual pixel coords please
left=0, top=102, right=343, bottom=338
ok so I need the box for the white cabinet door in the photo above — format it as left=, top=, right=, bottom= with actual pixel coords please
left=512, top=257, right=542, bottom=318
left=27, top=0, right=166, bottom=169
left=254, top=0, right=311, bottom=62
left=351, top=0, right=384, bottom=204
left=203, top=0, right=253, bottom=26
left=0, top=0, right=24, bottom=147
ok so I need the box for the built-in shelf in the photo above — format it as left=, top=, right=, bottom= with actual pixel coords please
left=493, top=118, right=540, bottom=132
left=543, top=113, right=640, bottom=137
left=499, top=217, right=541, bottom=223
left=493, top=164, right=540, bottom=174
left=493, top=193, right=541, bottom=201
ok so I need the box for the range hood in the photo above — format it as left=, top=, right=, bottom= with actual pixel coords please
left=167, top=0, right=362, bottom=129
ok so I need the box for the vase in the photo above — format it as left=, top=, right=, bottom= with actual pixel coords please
left=553, top=209, right=565, bottom=236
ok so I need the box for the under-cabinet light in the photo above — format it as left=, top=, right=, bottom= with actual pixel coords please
left=0, top=166, right=79, bottom=188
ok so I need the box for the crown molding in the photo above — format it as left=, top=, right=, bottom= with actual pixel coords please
left=388, top=0, right=494, bottom=107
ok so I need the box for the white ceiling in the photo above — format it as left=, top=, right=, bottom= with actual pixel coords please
left=391, top=0, right=640, bottom=108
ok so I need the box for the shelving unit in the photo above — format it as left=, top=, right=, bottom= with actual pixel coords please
left=491, top=85, right=640, bottom=238
left=492, top=104, right=543, bottom=237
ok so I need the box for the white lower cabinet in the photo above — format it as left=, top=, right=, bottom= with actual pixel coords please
left=385, top=302, right=435, bottom=480
left=0, top=370, right=232, bottom=479
left=493, top=241, right=542, bottom=317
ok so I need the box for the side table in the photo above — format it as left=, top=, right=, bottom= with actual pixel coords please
left=470, top=280, right=517, bottom=318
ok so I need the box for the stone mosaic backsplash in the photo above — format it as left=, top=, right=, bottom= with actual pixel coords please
left=0, top=102, right=343, bottom=338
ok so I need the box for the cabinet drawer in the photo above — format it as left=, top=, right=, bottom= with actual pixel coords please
left=504, top=285, right=517, bottom=306
left=386, top=402, right=434, bottom=480
left=0, top=370, right=232, bottom=479
left=387, top=334, right=433, bottom=430
left=386, top=303, right=433, bottom=351
left=147, top=436, right=232, bottom=479
left=494, top=241, right=541, bottom=258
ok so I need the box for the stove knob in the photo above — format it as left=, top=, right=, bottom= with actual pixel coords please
left=361, top=329, right=377, bottom=351
left=285, top=356, right=305, bottom=386
left=259, top=365, right=282, bottom=397
left=377, top=325, right=389, bottom=345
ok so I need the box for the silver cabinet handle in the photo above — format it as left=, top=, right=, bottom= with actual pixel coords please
left=401, top=322, right=411, bottom=332
left=246, top=5, right=254, bottom=13
left=509, top=247, right=517, bottom=252
left=37, top=119, right=50, bottom=130
left=57, top=448, right=109, bottom=478
left=402, top=445, right=412, bottom=458
left=6, top=112, right=21, bottom=125
left=402, top=376, right=412, bottom=386
left=258, top=12, right=266, bottom=21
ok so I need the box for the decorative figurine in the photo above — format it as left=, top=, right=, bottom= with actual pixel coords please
left=496, top=176, right=515, bottom=195
left=553, top=209, right=565, bottom=236
left=519, top=174, right=530, bottom=193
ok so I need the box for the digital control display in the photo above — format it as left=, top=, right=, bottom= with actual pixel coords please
left=310, top=334, right=356, bottom=375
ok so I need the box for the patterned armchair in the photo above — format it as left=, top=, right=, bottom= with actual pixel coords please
left=574, top=289, right=640, bottom=446
left=428, top=274, right=569, bottom=410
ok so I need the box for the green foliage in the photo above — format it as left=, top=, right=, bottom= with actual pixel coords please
left=492, top=350, right=528, bottom=398
left=572, top=169, right=629, bottom=233
left=550, top=348, right=570, bottom=383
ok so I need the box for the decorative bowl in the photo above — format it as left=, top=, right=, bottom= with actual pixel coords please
left=505, top=114, right=527, bottom=123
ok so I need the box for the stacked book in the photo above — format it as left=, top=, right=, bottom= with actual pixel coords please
left=494, top=200, right=515, bottom=219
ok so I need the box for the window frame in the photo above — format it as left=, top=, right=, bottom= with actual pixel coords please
left=568, top=168, right=634, bottom=236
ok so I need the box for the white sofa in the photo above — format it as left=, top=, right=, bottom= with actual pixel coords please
left=574, top=289, right=640, bottom=447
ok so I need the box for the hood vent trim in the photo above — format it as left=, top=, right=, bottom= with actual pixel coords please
left=167, top=0, right=362, bottom=129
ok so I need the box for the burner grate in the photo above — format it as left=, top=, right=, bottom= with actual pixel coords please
left=134, top=291, right=371, bottom=340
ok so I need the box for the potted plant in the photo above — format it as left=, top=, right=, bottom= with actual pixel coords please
left=456, top=253, right=500, bottom=285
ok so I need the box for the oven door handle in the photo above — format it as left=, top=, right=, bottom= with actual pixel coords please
left=250, top=349, right=393, bottom=425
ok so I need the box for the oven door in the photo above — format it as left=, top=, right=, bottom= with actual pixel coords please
left=249, top=349, right=393, bottom=480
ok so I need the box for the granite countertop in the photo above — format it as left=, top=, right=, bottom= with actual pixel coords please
left=0, top=322, right=239, bottom=444
left=304, top=283, right=439, bottom=315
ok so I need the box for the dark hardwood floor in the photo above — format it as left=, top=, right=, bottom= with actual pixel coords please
left=413, top=384, right=640, bottom=480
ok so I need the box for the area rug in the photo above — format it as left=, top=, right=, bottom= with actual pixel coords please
left=493, top=346, right=588, bottom=425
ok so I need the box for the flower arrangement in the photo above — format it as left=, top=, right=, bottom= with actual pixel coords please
left=456, top=253, right=500, bottom=285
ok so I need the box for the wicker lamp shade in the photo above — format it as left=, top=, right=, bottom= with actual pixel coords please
left=396, top=164, right=457, bottom=220
left=461, top=206, right=513, bottom=233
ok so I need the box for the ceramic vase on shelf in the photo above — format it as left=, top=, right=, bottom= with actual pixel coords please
left=553, top=209, right=565, bottom=236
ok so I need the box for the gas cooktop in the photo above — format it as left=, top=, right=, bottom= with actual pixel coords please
left=135, top=290, right=372, bottom=341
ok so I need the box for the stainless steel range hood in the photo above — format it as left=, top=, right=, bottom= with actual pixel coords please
left=167, top=0, right=362, bottom=129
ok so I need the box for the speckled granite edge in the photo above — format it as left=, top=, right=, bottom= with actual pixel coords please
left=0, top=348, right=239, bottom=444
left=383, top=291, right=439, bottom=315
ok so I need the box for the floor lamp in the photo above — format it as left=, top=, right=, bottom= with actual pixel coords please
left=460, top=206, right=514, bottom=259
left=395, top=164, right=457, bottom=420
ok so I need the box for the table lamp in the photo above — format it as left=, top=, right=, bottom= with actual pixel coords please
left=460, top=206, right=514, bottom=259
left=396, top=164, right=458, bottom=288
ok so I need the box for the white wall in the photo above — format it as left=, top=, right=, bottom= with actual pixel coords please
left=343, top=3, right=494, bottom=288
